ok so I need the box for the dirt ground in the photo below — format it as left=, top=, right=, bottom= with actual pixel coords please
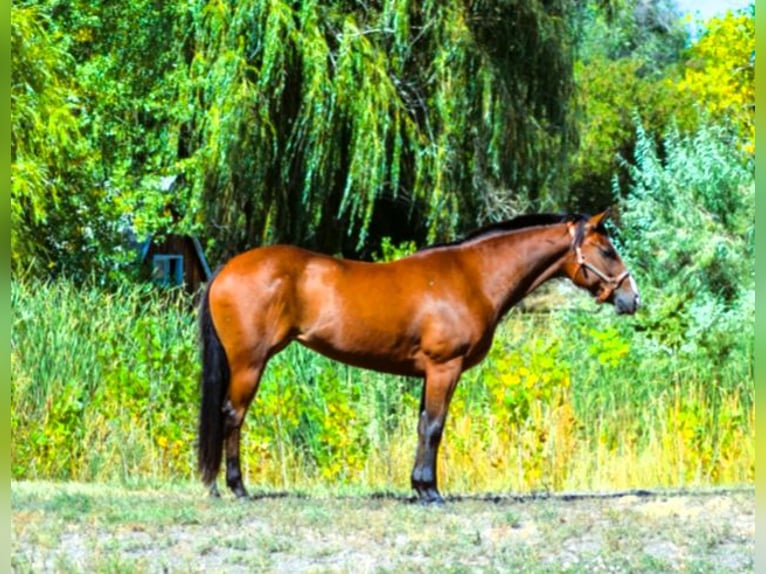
left=12, top=482, right=754, bottom=573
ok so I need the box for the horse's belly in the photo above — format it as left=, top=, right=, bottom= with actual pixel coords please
left=295, top=331, right=423, bottom=377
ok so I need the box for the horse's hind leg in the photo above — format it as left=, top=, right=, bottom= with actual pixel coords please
left=223, top=362, right=265, bottom=499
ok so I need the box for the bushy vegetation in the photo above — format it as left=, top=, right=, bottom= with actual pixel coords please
left=11, top=281, right=199, bottom=482
left=570, top=1, right=754, bottom=212
left=11, top=0, right=754, bottom=270
left=618, top=119, right=754, bottom=364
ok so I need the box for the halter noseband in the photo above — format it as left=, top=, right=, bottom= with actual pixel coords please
left=569, top=222, right=631, bottom=302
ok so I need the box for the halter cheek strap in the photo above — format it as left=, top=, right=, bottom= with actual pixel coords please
left=569, top=224, right=631, bottom=302
left=574, top=246, right=631, bottom=301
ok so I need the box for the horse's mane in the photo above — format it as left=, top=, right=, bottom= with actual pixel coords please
left=420, top=213, right=587, bottom=252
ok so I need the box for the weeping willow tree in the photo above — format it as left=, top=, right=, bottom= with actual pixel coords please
left=183, top=0, right=580, bottom=259
left=12, top=0, right=581, bottom=276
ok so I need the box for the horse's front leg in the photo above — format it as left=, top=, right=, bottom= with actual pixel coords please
left=411, top=359, right=462, bottom=504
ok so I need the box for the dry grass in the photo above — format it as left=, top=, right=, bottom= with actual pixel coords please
left=12, top=481, right=754, bottom=573
left=235, top=386, right=755, bottom=497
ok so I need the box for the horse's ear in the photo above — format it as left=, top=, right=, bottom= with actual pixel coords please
left=587, top=209, right=610, bottom=229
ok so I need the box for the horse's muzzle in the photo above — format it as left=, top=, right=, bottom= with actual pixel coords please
left=614, top=289, right=639, bottom=315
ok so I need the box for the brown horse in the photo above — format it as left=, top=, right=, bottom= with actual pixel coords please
left=197, top=211, right=639, bottom=502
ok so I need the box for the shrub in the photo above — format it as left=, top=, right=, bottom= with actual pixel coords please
left=616, top=118, right=754, bottom=364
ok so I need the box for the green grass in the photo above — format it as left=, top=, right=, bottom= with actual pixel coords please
left=11, top=277, right=754, bottom=494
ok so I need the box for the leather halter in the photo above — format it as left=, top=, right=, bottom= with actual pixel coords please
left=569, top=223, right=631, bottom=302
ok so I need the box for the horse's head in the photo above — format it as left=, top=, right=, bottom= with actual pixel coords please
left=564, top=210, right=639, bottom=315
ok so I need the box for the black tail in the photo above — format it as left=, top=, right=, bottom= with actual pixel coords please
left=197, top=275, right=229, bottom=487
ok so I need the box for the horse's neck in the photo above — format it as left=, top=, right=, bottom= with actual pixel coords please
left=470, top=225, right=571, bottom=318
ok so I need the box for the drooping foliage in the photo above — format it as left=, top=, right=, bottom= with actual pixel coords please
left=183, top=0, right=581, bottom=260
left=11, top=0, right=755, bottom=278
left=11, top=0, right=582, bottom=273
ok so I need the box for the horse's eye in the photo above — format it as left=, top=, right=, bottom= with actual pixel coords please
left=600, top=246, right=617, bottom=259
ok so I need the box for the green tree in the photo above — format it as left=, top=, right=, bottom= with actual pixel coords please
left=47, top=0, right=193, bottom=245
left=570, top=1, right=755, bottom=212
left=576, top=0, right=686, bottom=67
left=11, top=0, right=195, bottom=280
left=11, top=3, right=86, bottom=271
left=181, top=0, right=582, bottom=260
left=569, top=0, right=695, bottom=212
left=678, top=4, right=754, bottom=154
left=12, top=0, right=589, bottom=274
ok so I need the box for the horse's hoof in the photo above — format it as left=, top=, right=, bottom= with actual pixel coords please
left=417, top=488, right=445, bottom=506
left=208, top=484, right=221, bottom=498
left=231, top=484, right=250, bottom=500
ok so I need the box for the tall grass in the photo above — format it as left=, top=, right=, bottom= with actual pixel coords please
left=11, top=276, right=753, bottom=493
left=11, top=279, right=199, bottom=483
